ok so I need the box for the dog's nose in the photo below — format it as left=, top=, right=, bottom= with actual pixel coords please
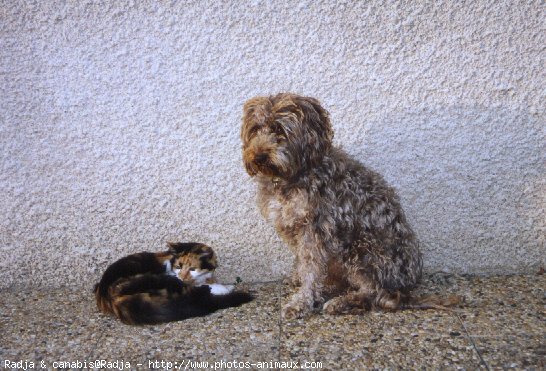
left=254, top=153, right=268, bottom=164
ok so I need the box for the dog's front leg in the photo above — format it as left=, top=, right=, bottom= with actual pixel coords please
left=287, top=255, right=301, bottom=288
left=282, top=231, right=327, bottom=319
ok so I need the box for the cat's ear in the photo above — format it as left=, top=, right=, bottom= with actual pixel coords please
left=198, top=247, right=217, bottom=270
left=196, top=245, right=215, bottom=259
left=199, top=250, right=214, bottom=259
left=166, top=242, right=202, bottom=253
left=199, top=249, right=217, bottom=270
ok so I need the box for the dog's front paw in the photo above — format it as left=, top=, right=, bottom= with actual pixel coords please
left=282, top=302, right=308, bottom=319
left=282, top=294, right=313, bottom=319
left=323, top=296, right=348, bottom=315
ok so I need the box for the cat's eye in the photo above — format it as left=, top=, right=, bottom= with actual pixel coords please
left=174, top=265, right=181, bottom=269
left=189, top=268, right=196, bottom=271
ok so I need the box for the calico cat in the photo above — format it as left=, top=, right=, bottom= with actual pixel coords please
left=94, top=242, right=253, bottom=325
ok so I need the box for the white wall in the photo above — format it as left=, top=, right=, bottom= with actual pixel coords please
left=1, top=0, right=544, bottom=288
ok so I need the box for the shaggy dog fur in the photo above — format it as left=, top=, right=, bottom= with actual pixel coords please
left=241, top=93, right=458, bottom=318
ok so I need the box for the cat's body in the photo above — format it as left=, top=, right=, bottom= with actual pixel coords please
left=94, top=242, right=253, bottom=325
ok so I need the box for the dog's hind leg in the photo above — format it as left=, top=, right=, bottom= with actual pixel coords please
left=322, top=291, right=371, bottom=314
left=322, top=270, right=376, bottom=314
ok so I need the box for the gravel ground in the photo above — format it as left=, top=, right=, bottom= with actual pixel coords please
left=1, top=273, right=544, bottom=370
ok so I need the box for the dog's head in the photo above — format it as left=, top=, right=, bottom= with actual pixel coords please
left=241, top=93, right=333, bottom=179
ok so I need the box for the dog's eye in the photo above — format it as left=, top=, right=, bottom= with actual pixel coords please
left=248, top=126, right=260, bottom=137
left=271, top=123, right=285, bottom=136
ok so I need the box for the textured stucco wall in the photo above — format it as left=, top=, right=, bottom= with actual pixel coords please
left=1, top=1, right=544, bottom=289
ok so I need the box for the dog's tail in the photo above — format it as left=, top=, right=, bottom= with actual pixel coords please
left=369, top=289, right=463, bottom=312
left=107, top=275, right=253, bottom=325
left=400, top=293, right=464, bottom=311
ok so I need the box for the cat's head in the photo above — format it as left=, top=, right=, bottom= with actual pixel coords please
left=167, top=242, right=218, bottom=285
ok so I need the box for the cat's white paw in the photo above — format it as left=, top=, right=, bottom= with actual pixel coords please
left=208, top=284, right=234, bottom=295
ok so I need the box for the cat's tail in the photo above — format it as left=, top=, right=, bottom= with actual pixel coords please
left=112, top=283, right=254, bottom=325
left=94, top=282, right=115, bottom=315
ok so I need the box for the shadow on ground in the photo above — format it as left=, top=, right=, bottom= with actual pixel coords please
left=1, top=274, right=544, bottom=370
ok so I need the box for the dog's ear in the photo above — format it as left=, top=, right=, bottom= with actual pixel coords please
left=295, top=96, right=334, bottom=144
left=241, top=96, right=273, bottom=143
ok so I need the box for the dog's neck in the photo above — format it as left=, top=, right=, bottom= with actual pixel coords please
left=259, top=171, right=312, bottom=193
left=256, top=174, right=283, bottom=191
left=256, top=149, right=340, bottom=192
